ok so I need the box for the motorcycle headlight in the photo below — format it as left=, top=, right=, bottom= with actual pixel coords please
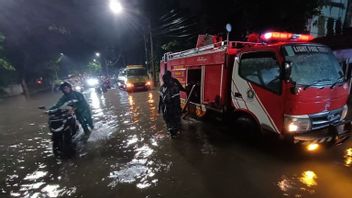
left=86, top=78, right=99, bottom=86
left=75, top=85, right=81, bottom=91
left=341, top=105, right=348, bottom=120
left=284, top=115, right=311, bottom=133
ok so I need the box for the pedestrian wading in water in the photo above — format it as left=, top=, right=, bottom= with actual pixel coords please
left=159, top=71, right=186, bottom=138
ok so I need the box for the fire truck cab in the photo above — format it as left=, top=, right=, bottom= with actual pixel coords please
left=160, top=32, right=352, bottom=149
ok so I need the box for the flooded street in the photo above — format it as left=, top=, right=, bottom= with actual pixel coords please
left=0, top=88, right=352, bottom=198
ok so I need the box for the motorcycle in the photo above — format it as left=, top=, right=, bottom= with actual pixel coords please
left=101, top=79, right=111, bottom=93
left=41, top=101, right=80, bottom=157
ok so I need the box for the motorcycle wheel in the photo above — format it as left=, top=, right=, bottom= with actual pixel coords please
left=52, top=133, right=64, bottom=157
left=63, top=129, right=76, bottom=157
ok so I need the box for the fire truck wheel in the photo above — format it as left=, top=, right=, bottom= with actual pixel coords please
left=234, top=115, right=261, bottom=138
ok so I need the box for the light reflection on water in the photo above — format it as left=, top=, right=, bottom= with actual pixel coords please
left=108, top=144, right=159, bottom=189
left=277, top=170, right=318, bottom=197
left=147, top=92, right=157, bottom=122
left=90, top=89, right=101, bottom=110
left=299, top=171, right=318, bottom=187
left=24, top=170, right=47, bottom=181
left=4, top=135, right=77, bottom=197
left=87, top=89, right=119, bottom=141
left=344, top=148, right=352, bottom=167
left=1, top=89, right=132, bottom=196
left=128, top=95, right=134, bottom=106
left=106, top=91, right=166, bottom=190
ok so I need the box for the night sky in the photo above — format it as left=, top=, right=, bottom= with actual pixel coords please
left=0, top=0, right=203, bottom=71
left=0, top=0, right=321, bottom=77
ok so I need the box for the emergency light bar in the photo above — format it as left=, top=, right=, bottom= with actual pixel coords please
left=261, top=32, right=314, bottom=42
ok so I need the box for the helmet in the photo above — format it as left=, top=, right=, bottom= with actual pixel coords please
left=59, top=81, right=72, bottom=91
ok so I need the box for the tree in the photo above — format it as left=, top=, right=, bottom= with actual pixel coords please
left=0, top=33, right=14, bottom=71
left=87, top=60, right=102, bottom=74
left=0, top=0, right=74, bottom=96
left=0, top=32, right=16, bottom=92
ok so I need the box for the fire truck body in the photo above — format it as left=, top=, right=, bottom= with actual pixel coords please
left=160, top=33, right=351, bottom=146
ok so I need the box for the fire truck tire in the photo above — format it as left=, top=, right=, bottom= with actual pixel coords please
left=234, top=115, right=261, bottom=138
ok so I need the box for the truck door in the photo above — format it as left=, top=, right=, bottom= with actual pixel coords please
left=231, top=51, right=284, bottom=133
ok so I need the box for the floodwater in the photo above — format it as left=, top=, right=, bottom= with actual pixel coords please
left=0, top=88, right=352, bottom=198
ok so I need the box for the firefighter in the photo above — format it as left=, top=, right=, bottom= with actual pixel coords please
left=159, top=71, right=186, bottom=137
left=50, top=82, right=94, bottom=136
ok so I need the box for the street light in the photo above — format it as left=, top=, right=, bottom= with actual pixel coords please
left=95, top=52, right=100, bottom=57
left=109, top=0, right=123, bottom=15
left=93, top=58, right=97, bottom=62
left=107, top=1, right=156, bottom=85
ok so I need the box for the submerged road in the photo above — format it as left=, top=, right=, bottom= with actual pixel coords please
left=0, top=88, right=351, bottom=198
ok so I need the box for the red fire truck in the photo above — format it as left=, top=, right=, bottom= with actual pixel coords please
left=160, top=32, right=352, bottom=150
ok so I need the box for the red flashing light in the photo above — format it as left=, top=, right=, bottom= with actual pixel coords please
left=297, top=34, right=314, bottom=41
left=261, top=32, right=314, bottom=42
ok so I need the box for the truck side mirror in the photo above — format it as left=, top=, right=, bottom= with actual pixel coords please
left=283, top=62, right=292, bottom=81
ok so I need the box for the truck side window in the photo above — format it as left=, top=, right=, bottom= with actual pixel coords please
left=239, top=52, right=281, bottom=94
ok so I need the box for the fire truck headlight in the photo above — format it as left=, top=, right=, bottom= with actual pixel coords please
left=341, top=105, right=348, bottom=120
left=306, top=143, right=320, bottom=152
left=284, top=115, right=311, bottom=133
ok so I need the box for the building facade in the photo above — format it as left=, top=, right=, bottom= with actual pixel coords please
left=307, top=0, right=351, bottom=38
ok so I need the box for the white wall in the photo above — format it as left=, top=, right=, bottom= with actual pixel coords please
left=307, top=0, right=349, bottom=37
left=2, top=84, right=23, bottom=97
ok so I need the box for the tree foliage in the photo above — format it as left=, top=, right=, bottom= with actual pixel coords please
left=0, top=58, right=15, bottom=71
left=87, top=60, right=102, bottom=74
left=0, top=33, right=14, bottom=71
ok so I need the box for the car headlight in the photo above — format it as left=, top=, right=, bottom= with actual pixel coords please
left=341, top=105, right=348, bottom=120
left=145, top=81, right=151, bottom=86
left=284, top=115, right=311, bottom=133
left=126, top=82, right=134, bottom=88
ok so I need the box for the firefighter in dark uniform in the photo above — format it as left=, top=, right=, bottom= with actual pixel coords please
left=50, top=82, right=94, bottom=136
left=159, top=71, right=186, bottom=137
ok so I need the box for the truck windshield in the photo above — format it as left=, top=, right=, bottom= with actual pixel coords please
left=283, top=45, right=343, bottom=86
left=127, top=69, right=147, bottom=77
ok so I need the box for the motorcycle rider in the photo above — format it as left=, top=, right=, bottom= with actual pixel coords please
left=50, top=82, right=94, bottom=136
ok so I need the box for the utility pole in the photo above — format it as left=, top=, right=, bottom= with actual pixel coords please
left=143, top=33, right=149, bottom=72
left=148, top=22, right=156, bottom=86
